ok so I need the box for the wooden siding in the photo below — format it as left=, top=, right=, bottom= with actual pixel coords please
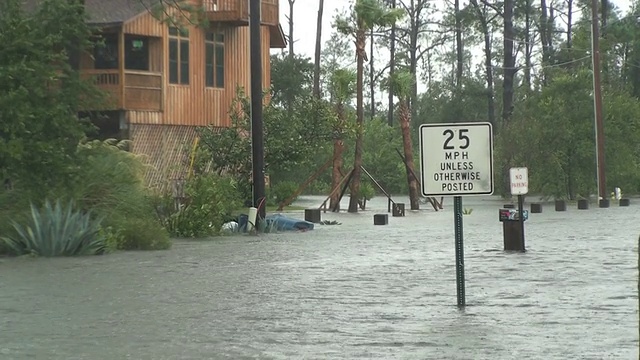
left=205, top=0, right=279, bottom=27
left=123, top=11, right=164, bottom=37
left=127, top=110, right=164, bottom=125
left=163, top=24, right=271, bottom=127
left=80, top=33, right=164, bottom=111
left=81, top=69, right=121, bottom=109
left=80, top=1, right=276, bottom=127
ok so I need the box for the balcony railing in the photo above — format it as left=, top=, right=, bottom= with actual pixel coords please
left=204, top=0, right=279, bottom=26
left=82, top=69, right=163, bottom=111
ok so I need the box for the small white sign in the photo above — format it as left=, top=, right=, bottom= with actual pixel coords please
left=419, top=122, right=494, bottom=196
left=509, top=167, right=529, bottom=195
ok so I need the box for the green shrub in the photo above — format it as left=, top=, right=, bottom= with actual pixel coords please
left=155, top=173, right=242, bottom=238
left=115, top=218, right=171, bottom=250
left=65, top=139, right=171, bottom=250
left=359, top=182, right=375, bottom=201
left=271, top=181, right=299, bottom=205
left=0, top=199, right=106, bottom=257
left=305, top=180, right=330, bottom=195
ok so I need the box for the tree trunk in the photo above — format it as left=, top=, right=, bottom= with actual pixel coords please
left=540, top=0, right=550, bottom=82
left=524, top=0, right=532, bottom=88
left=370, top=27, right=375, bottom=120
left=502, top=0, right=515, bottom=124
left=567, top=0, right=573, bottom=49
left=287, top=0, right=295, bottom=57
left=409, top=14, right=418, bottom=123
left=470, top=0, right=495, bottom=127
left=387, top=0, right=396, bottom=126
left=484, top=20, right=495, bottom=126
left=348, top=29, right=366, bottom=213
left=501, top=0, right=516, bottom=196
left=312, top=0, right=324, bottom=98
left=330, top=104, right=345, bottom=211
left=455, top=0, right=463, bottom=89
left=399, top=99, right=420, bottom=210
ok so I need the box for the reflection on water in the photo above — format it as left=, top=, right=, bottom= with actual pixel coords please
left=1, top=196, right=638, bottom=359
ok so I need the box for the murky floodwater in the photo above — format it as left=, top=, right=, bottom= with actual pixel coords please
left=1, top=195, right=638, bottom=359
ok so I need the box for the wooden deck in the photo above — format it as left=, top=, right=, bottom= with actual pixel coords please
left=204, top=0, right=279, bottom=26
left=82, top=70, right=163, bottom=111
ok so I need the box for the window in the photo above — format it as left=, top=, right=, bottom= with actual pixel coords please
left=94, top=34, right=118, bottom=69
left=169, top=27, right=189, bottom=84
left=125, top=36, right=149, bottom=71
left=205, top=32, right=224, bottom=88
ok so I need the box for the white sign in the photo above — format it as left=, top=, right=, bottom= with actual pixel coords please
left=509, top=167, right=529, bottom=195
left=419, top=122, right=494, bottom=196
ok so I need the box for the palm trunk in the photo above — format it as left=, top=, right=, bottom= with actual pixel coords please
left=348, top=30, right=366, bottom=213
left=399, top=99, right=419, bottom=210
left=330, top=103, right=345, bottom=211
left=312, top=0, right=324, bottom=98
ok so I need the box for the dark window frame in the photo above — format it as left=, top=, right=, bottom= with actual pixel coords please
left=124, top=35, right=149, bottom=71
left=205, top=31, right=224, bottom=88
left=94, top=33, right=118, bottom=70
left=168, top=27, right=190, bottom=85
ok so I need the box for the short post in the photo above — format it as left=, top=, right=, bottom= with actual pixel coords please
left=620, top=198, right=631, bottom=207
left=392, top=203, right=405, bottom=217
left=577, top=199, right=589, bottom=210
left=599, top=199, right=610, bottom=208
left=555, top=200, right=567, bottom=211
left=500, top=208, right=527, bottom=251
left=373, top=214, right=388, bottom=225
left=304, top=208, right=321, bottom=223
left=530, top=203, right=542, bottom=213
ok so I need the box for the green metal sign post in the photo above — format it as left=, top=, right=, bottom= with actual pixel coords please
left=419, top=122, right=494, bottom=307
left=453, top=195, right=465, bottom=307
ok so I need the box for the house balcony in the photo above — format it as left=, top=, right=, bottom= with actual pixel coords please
left=82, top=69, right=163, bottom=111
left=204, top=0, right=279, bottom=27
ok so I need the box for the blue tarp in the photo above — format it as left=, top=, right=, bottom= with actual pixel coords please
left=265, top=214, right=315, bottom=231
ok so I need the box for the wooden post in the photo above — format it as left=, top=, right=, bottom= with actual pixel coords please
left=503, top=221, right=525, bottom=251
left=304, top=209, right=321, bottom=223
left=577, top=199, right=589, bottom=210
left=373, top=214, right=388, bottom=225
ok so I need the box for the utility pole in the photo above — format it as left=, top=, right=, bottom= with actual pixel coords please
left=250, top=0, right=266, bottom=219
left=590, top=0, right=607, bottom=202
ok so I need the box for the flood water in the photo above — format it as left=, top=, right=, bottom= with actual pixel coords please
left=1, top=195, right=638, bottom=359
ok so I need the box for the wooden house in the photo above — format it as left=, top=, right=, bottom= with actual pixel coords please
left=73, top=0, right=285, bottom=187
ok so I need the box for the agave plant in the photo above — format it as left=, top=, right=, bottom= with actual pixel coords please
left=0, top=199, right=106, bottom=256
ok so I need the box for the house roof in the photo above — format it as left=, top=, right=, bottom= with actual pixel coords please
left=84, top=0, right=157, bottom=25
left=24, top=0, right=157, bottom=26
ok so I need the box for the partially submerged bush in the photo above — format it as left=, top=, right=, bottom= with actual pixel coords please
left=1, top=199, right=106, bottom=256
left=155, top=173, right=242, bottom=238
left=271, top=181, right=298, bottom=206
left=116, top=218, right=171, bottom=250
left=67, top=139, right=171, bottom=250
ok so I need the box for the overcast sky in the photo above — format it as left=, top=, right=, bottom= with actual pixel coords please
left=276, top=0, right=635, bottom=58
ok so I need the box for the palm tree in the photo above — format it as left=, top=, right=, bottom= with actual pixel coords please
left=334, top=0, right=402, bottom=213
left=385, top=71, right=420, bottom=210
left=328, top=68, right=356, bottom=211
